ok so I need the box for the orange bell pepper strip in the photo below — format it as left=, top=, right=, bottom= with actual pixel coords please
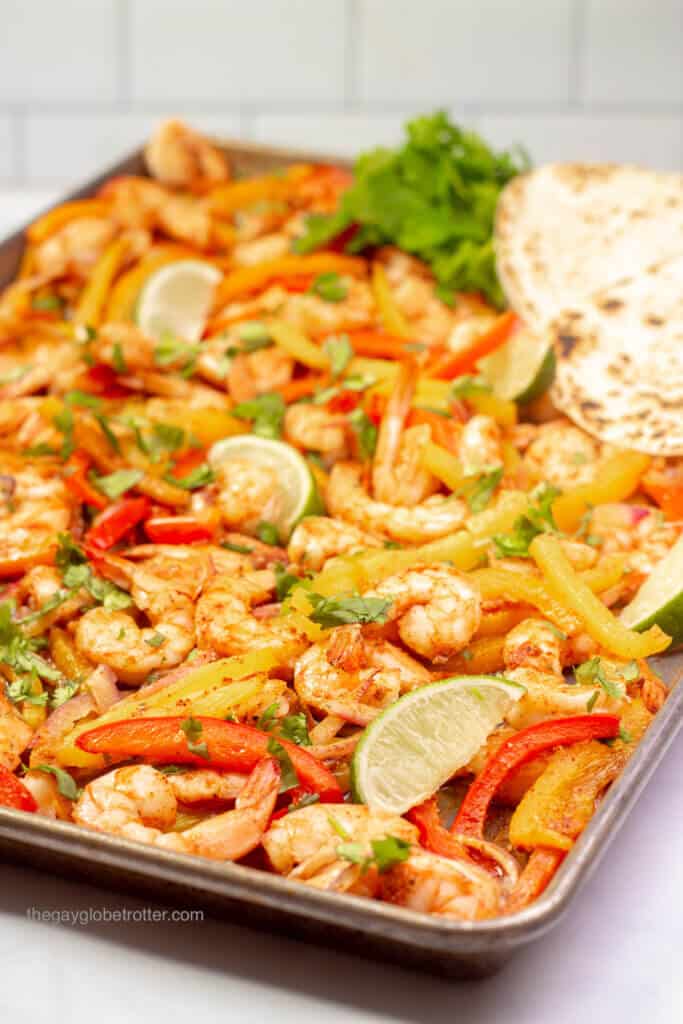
left=208, top=165, right=314, bottom=217
left=26, top=199, right=112, bottom=244
left=84, top=497, right=150, bottom=553
left=429, top=310, right=519, bottom=380
left=0, top=766, right=37, bottom=812
left=77, top=716, right=344, bottom=803
left=105, top=245, right=197, bottom=322
left=641, top=466, right=683, bottom=522
left=344, top=330, right=419, bottom=359
left=74, top=236, right=129, bottom=327
left=63, top=451, right=108, bottom=510
left=214, top=253, right=367, bottom=308
left=279, top=373, right=329, bottom=404
left=452, top=714, right=620, bottom=838
left=144, top=516, right=214, bottom=545
left=505, top=849, right=565, bottom=913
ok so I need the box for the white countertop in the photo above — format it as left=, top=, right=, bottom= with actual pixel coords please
left=2, top=191, right=682, bottom=1024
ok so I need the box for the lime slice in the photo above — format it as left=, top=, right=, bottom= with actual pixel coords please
left=351, top=675, right=525, bottom=815
left=479, top=326, right=555, bottom=403
left=136, top=260, right=221, bottom=342
left=620, top=535, right=683, bottom=646
left=208, top=435, right=323, bottom=540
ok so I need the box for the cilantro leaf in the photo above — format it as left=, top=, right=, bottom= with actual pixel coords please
left=51, top=678, right=80, bottom=708
left=168, top=464, right=214, bottom=490
left=112, top=341, right=128, bottom=374
left=288, top=791, right=320, bottom=813
left=274, top=563, right=301, bottom=602
left=256, top=521, right=280, bottom=546
left=91, top=468, right=143, bottom=501
left=267, top=736, right=299, bottom=793
left=232, top=392, right=285, bottom=440
left=348, top=408, right=377, bottom=460
left=144, top=632, right=167, bottom=648
left=153, top=331, right=199, bottom=375
left=324, top=334, right=353, bottom=377
left=492, top=481, right=562, bottom=558
left=256, top=702, right=279, bottom=732
left=575, top=657, right=626, bottom=699
left=458, top=466, right=502, bottom=514
left=306, top=593, right=392, bottom=628
left=278, top=713, right=311, bottom=747
left=53, top=406, right=75, bottom=460
left=35, top=764, right=81, bottom=800
left=309, top=272, right=348, bottom=303
left=180, top=717, right=210, bottom=760
left=370, top=835, right=412, bottom=873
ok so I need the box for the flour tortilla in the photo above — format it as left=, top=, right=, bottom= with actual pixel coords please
left=551, top=253, right=683, bottom=455
left=495, top=163, right=683, bottom=333
left=494, top=162, right=683, bottom=454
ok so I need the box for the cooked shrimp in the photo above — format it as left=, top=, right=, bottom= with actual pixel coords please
left=593, top=504, right=681, bottom=577
left=92, top=323, right=158, bottom=372
left=21, top=770, right=73, bottom=819
left=74, top=759, right=279, bottom=862
left=284, top=404, right=349, bottom=456
left=458, top=414, right=503, bottom=474
left=214, top=278, right=375, bottom=338
left=287, top=516, right=382, bottom=572
left=327, top=462, right=467, bottom=544
left=14, top=565, right=90, bottom=635
left=294, top=624, right=431, bottom=724
left=227, top=347, right=294, bottom=403
left=195, top=569, right=307, bottom=658
left=0, top=465, right=71, bottom=579
left=213, top=458, right=284, bottom=533
left=380, top=249, right=456, bottom=346
left=365, top=566, right=481, bottom=661
left=33, top=217, right=117, bottom=280
left=74, top=554, right=195, bottom=684
left=378, top=848, right=502, bottom=920
left=502, top=618, right=625, bottom=728
left=0, top=692, right=34, bottom=771
left=106, top=177, right=212, bottom=249
left=232, top=233, right=291, bottom=267
left=166, top=769, right=247, bottom=804
left=0, top=338, right=83, bottom=399
left=263, top=803, right=418, bottom=878
left=523, top=418, right=601, bottom=487
left=145, top=119, right=229, bottom=188
left=372, top=362, right=438, bottom=505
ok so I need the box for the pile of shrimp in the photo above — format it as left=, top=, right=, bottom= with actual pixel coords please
left=0, top=119, right=678, bottom=924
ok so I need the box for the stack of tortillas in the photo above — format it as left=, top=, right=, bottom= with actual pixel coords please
left=495, top=163, right=683, bottom=455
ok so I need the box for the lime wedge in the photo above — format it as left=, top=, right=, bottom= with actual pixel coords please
left=479, top=326, right=555, bottom=403
left=208, top=435, right=323, bottom=540
left=136, top=260, right=221, bottom=342
left=620, top=535, right=683, bottom=646
left=351, top=675, right=525, bottom=815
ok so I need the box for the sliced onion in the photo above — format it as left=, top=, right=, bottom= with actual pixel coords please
left=29, top=692, right=95, bottom=761
left=83, top=665, right=120, bottom=713
left=452, top=832, right=520, bottom=890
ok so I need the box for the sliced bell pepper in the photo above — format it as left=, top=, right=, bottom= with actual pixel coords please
left=144, top=516, right=214, bottom=545
left=505, top=849, right=565, bottom=913
left=64, top=451, right=108, bottom=511
left=169, top=446, right=209, bottom=480
left=408, top=797, right=468, bottom=859
left=0, top=766, right=37, bottom=812
left=279, top=373, right=329, bottom=404
left=551, top=451, right=651, bottom=533
left=641, top=466, right=683, bottom=522
left=26, top=199, right=112, bottom=244
left=85, top=496, right=150, bottom=553
left=85, top=363, right=133, bottom=398
left=452, top=714, right=620, bottom=838
left=74, top=236, right=130, bottom=328
left=371, top=263, right=410, bottom=337
left=77, top=716, right=344, bottom=803
left=345, top=330, right=419, bottom=359
left=215, top=253, right=366, bottom=308
left=429, top=311, right=519, bottom=380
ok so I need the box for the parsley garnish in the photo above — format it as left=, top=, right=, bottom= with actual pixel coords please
left=310, top=272, right=348, bottom=303
left=306, top=593, right=392, bottom=628
left=294, top=111, right=527, bottom=307
left=180, top=717, right=210, bottom=760
left=55, top=534, right=132, bottom=612
left=232, top=392, right=285, bottom=440
left=0, top=602, right=61, bottom=684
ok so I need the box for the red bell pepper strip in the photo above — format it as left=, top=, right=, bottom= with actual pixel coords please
left=452, top=714, right=620, bottom=838
left=144, top=516, right=214, bottom=545
left=77, top=716, right=344, bottom=803
left=85, top=363, right=132, bottom=398
left=429, top=310, right=520, bottom=380
left=85, top=496, right=150, bottom=553
left=0, top=767, right=37, bottom=812
left=407, top=797, right=469, bottom=860
left=63, top=451, right=108, bottom=511
left=169, top=447, right=208, bottom=480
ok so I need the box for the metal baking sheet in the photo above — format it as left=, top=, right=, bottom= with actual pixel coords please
left=1, top=139, right=682, bottom=979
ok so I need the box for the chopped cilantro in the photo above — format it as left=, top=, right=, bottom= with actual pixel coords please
left=309, top=272, right=348, bottom=303
left=53, top=406, right=75, bottom=460
left=256, top=702, right=279, bottom=732
left=64, top=390, right=102, bottom=410
left=306, top=593, right=392, bottom=628
left=221, top=540, right=254, bottom=554
left=144, top=632, right=167, bottom=648
left=267, top=736, right=299, bottom=793
left=32, top=293, right=63, bottom=312
left=180, top=717, right=210, bottom=760
left=256, top=521, right=280, bottom=546
left=348, top=408, right=377, bottom=460
left=575, top=657, right=628, bottom=699
left=458, top=466, right=503, bottom=514
left=168, top=464, right=214, bottom=490
left=274, top=563, right=301, bottom=602
left=35, top=764, right=81, bottom=800
left=337, top=835, right=411, bottom=874
left=288, top=791, right=320, bottom=813
left=279, top=713, right=311, bottom=747
left=91, top=468, right=143, bottom=500
left=324, top=333, right=353, bottom=377
left=232, top=392, right=285, bottom=440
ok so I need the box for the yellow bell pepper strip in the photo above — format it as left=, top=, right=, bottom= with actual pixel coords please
left=441, top=635, right=506, bottom=675
left=452, top=714, right=620, bottom=838
left=476, top=606, right=533, bottom=637
left=371, top=263, right=410, bottom=337
left=529, top=533, right=671, bottom=657
left=461, top=388, right=517, bottom=427
left=269, top=320, right=329, bottom=370
left=509, top=698, right=652, bottom=852
left=76, top=716, right=343, bottom=803
left=420, top=441, right=466, bottom=491
left=471, top=567, right=581, bottom=634
left=74, top=236, right=129, bottom=327
left=105, top=245, right=197, bottom=321
left=208, top=165, right=313, bottom=218
left=214, top=253, right=366, bottom=308
left=48, top=627, right=93, bottom=681
left=26, top=199, right=112, bottom=244
left=552, top=451, right=651, bottom=533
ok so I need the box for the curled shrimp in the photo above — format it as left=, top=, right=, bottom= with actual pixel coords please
left=105, top=176, right=212, bottom=249
left=227, top=347, right=294, bottom=403
left=212, top=458, right=284, bottom=534
left=33, top=217, right=117, bottom=280
left=145, top=119, right=229, bottom=189
left=458, top=414, right=503, bottom=475
left=378, top=848, right=502, bottom=920
left=502, top=618, right=626, bottom=728
left=284, top=404, right=349, bottom=456
left=327, top=462, right=467, bottom=544
left=372, top=362, right=438, bottom=506
left=379, top=249, right=456, bottom=347
left=0, top=464, right=71, bottom=579
left=287, top=515, right=382, bottom=572
left=263, top=803, right=418, bottom=879
left=74, top=759, right=279, bottom=862
left=294, top=624, right=432, bottom=724
left=365, top=566, right=481, bottom=661
left=195, top=569, right=308, bottom=658
left=13, top=565, right=90, bottom=635
left=523, top=418, right=601, bottom=487
left=74, top=553, right=196, bottom=684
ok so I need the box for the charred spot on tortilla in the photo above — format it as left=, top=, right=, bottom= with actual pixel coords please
left=600, top=298, right=623, bottom=313
left=645, top=315, right=664, bottom=326
left=557, top=332, right=580, bottom=357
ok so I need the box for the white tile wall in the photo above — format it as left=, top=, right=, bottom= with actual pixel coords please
left=0, top=0, right=680, bottom=187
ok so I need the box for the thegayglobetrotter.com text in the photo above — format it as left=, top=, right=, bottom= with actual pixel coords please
left=26, top=906, right=204, bottom=926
